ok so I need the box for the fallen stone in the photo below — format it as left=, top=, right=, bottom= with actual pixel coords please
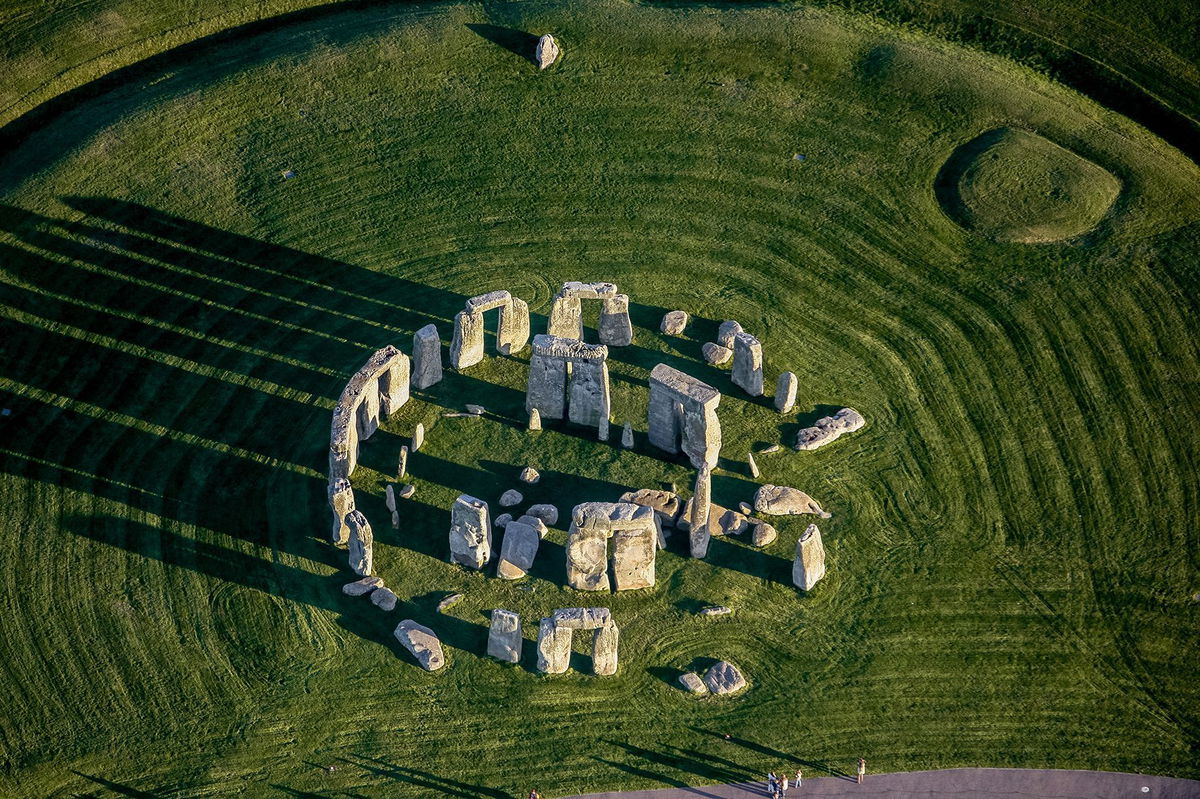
left=717, top=320, right=743, bottom=348
left=775, top=371, right=798, bottom=413
left=702, top=342, right=732, bottom=366
left=436, top=593, right=463, bottom=613
left=412, top=422, right=425, bottom=452
left=760, top=444, right=782, bottom=454
left=699, top=606, right=732, bottom=617
left=754, top=484, right=830, bottom=518
left=494, top=512, right=513, bottom=528
left=394, top=620, right=446, bottom=671
left=621, top=422, right=634, bottom=448
left=399, top=483, right=415, bottom=499
left=342, top=576, right=384, bottom=596
left=371, top=586, right=398, bottom=611
left=717, top=508, right=750, bottom=536
left=520, top=467, right=540, bottom=484
left=499, top=489, right=523, bottom=507
left=795, top=407, right=865, bottom=451
left=679, top=672, right=708, bottom=694
left=747, top=451, right=760, bottom=478
left=516, top=514, right=549, bottom=537
left=535, top=33, right=559, bottom=70
left=619, top=489, right=682, bottom=529
left=660, top=310, right=689, bottom=335
left=497, top=520, right=540, bottom=580
left=793, top=523, right=827, bottom=591
left=487, top=609, right=521, bottom=663
left=465, top=404, right=486, bottom=415
left=751, top=521, right=777, bottom=547
left=703, top=660, right=747, bottom=694
left=526, top=503, right=559, bottom=526
left=528, top=407, right=542, bottom=431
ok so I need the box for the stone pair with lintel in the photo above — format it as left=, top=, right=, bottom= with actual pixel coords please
left=565, top=502, right=657, bottom=592
left=449, top=290, right=530, bottom=369
left=547, top=281, right=632, bottom=346
left=526, top=334, right=611, bottom=430
left=536, top=606, right=619, bottom=675
left=647, top=363, right=721, bottom=469
left=329, top=345, right=411, bottom=481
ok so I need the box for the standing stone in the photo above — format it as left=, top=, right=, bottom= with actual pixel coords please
left=611, top=528, right=656, bottom=591
left=689, top=465, right=712, bottom=559
left=647, top=364, right=722, bottom=469
left=487, top=609, right=522, bottom=663
left=397, top=445, right=408, bottom=479
left=775, top=371, right=797, bottom=413
left=412, top=324, right=443, bottom=390
left=526, top=341, right=569, bottom=419
left=535, top=34, right=560, bottom=70
left=327, top=478, right=355, bottom=544
left=378, top=352, right=411, bottom=417
left=661, top=310, right=688, bottom=335
left=448, top=494, right=492, bottom=569
left=598, top=294, right=633, bottom=346
left=449, top=309, right=484, bottom=370
left=411, top=422, right=425, bottom=452
left=717, top=320, right=743, bottom=348
left=536, top=617, right=571, bottom=673
left=621, top=422, right=634, bottom=449
left=500, top=297, right=531, bottom=355
left=547, top=295, right=582, bottom=340
left=793, top=524, right=827, bottom=591
left=528, top=407, right=542, bottom=431
left=748, top=451, right=760, bottom=479
left=598, top=416, right=609, bottom=442
left=568, top=357, right=611, bottom=429
left=394, top=620, right=446, bottom=671
left=565, top=521, right=611, bottom=591
left=592, top=623, right=619, bottom=675
left=731, top=331, right=764, bottom=396
left=345, top=510, right=374, bottom=576
left=385, top=484, right=397, bottom=512
left=496, top=520, right=540, bottom=580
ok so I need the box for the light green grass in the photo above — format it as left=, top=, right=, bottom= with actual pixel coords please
left=0, top=2, right=1198, bottom=797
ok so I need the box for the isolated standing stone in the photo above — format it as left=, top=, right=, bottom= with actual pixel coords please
left=689, top=465, right=712, bottom=558
left=412, top=324, right=443, bottom=390
left=487, top=609, right=522, bottom=663
left=703, top=660, right=747, bottom=694
left=702, top=342, right=732, bottom=366
left=535, top=34, right=560, bottom=70
left=385, top=484, right=397, bottom=512
left=528, top=407, right=542, bottom=431
left=795, top=407, right=866, bottom=451
left=411, top=422, right=425, bottom=452
left=679, top=672, right=708, bottom=694
left=754, top=484, right=830, bottom=517
left=496, top=520, right=540, bottom=580
left=371, top=586, right=398, bottom=611
left=717, top=320, right=743, bottom=348
left=621, top=422, right=634, bottom=448
left=793, top=523, right=827, bottom=591
left=775, top=371, right=798, bottom=413
left=598, top=293, right=633, bottom=347
left=748, top=451, right=760, bottom=479
left=394, top=620, right=446, bottom=671
left=448, top=494, right=492, bottom=569
left=731, top=332, right=764, bottom=396
left=328, top=478, right=355, bottom=544
left=397, top=445, right=408, bottom=479
left=345, top=510, right=374, bottom=576
left=661, top=310, right=688, bottom=335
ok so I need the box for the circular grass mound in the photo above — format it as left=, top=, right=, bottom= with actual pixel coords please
left=936, top=127, right=1121, bottom=243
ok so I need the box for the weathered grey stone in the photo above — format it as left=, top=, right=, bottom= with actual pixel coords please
left=699, top=606, right=732, bottom=617
left=342, top=576, right=383, bottom=596
left=612, top=526, right=656, bottom=591
left=394, top=620, right=446, bottom=671
left=527, top=334, right=609, bottom=427
left=661, top=310, right=688, bottom=335
left=466, top=404, right=486, bottom=415
left=619, top=489, right=683, bottom=529
left=535, top=33, right=559, bottom=70
left=385, top=484, right=397, bottom=513
left=703, top=660, right=747, bottom=694
left=567, top=503, right=658, bottom=591
left=679, top=672, right=708, bottom=694
left=738, top=502, right=753, bottom=515
left=397, top=445, right=408, bottom=478
left=398, top=483, right=415, bottom=499
left=621, top=422, right=634, bottom=448
left=648, top=364, right=722, bottom=469
left=592, top=623, right=619, bottom=675
left=775, top=371, right=798, bottom=413
left=536, top=616, right=571, bottom=673
left=565, top=521, right=610, bottom=591
left=452, top=290, right=525, bottom=368
left=378, top=350, right=411, bottom=417
left=371, top=586, right=398, bottom=611
left=328, top=478, right=355, bottom=545
left=329, top=345, right=409, bottom=480
left=519, top=467, right=540, bottom=484
left=494, top=512, right=513, bottom=528
left=391, top=510, right=399, bottom=529
left=748, top=451, right=760, bottom=478
left=526, top=504, right=559, bottom=526
left=516, top=514, right=549, bottom=537
left=702, top=342, right=732, bottom=366
left=552, top=607, right=612, bottom=629
left=793, top=523, right=826, bottom=591
left=568, top=356, right=611, bottom=429
left=345, top=510, right=374, bottom=576
left=751, top=521, right=777, bottom=547
left=500, top=297, right=530, bottom=355
left=487, top=609, right=521, bottom=663
left=717, top=507, right=750, bottom=537
left=795, top=407, right=866, bottom=451
left=412, top=324, right=443, bottom=390
left=448, top=494, right=492, bottom=569
left=528, top=407, right=542, bottom=431
left=731, top=331, right=764, bottom=396
left=436, top=593, right=463, bottom=613
left=754, top=484, right=830, bottom=517
left=449, top=308, right=483, bottom=370
left=497, top=520, right=540, bottom=580
left=689, top=465, right=712, bottom=558
left=547, top=294, right=582, bottom=340
left=717, top=320, right=743, bottom=348
left=598, top=293, right=632, bottom=347
left=499, top=489, right=523, bottom=507
left=559, top=281, right=618, bottom=299
left=598, top=416, right=610, bottom=442
left=411, top=422, right=425, bottom=452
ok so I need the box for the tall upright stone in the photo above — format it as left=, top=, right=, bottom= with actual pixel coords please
left=449, top=309, right=483, bottom=370
left=536, top=616, right=571, bottom=673
left=412, top=422, right=425, bottom=452
left=528, top=407, right=542, bottom=431
left=568, top=357, right=611, bottom=428
left=731, top=331, right=764, bottom=396
left=592, top=623, right=619, bottom=675
left=621, top=422, right=634, bottom=448
left=496, top=519, right=540, bottom=580
left=566, top=502, right=657, bottom=591
left=775, top=371, right=797, bottom=413
left=448, top=494, right=492, bottom=569
left=412, top=324, right=443, bottom=390
left=526, top=334, right=609, bottom=433
left=345, top=510, right=374, bottom=576
left=547, top=294, right=582, bottom=340
left=689, top=465, right=712, bottom=559
left=535, top=34, right=560, bottom=70
left=397, top=445, right=408, bottom=479
left=598, top=294, right=633, bottom=346
left=500, top=297, right=531, bottom=355
left=487, top=609, right=522, bottom=663
left=327, top=478, right=355, bottom=544
left=793, top=523, right=827, bottom=590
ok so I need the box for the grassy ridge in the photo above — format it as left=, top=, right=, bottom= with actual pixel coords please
left=0, top=1, right=1198, bottom=796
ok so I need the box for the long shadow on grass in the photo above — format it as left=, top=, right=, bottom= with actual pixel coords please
left=72, top=771, right=166, bottom=798
left=689, top=727, right=854, bottom=780
left=598, top=740, right=753, bottom=798
left=342, top=753, right=511, bottom=798
left=464, top=24, right=539, bottom=65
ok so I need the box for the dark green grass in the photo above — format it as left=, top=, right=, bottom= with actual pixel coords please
left=0, top=2, right=1198, bottom=796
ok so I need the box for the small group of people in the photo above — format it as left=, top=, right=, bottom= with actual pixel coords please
left=765, top=769, right=801, bottom=797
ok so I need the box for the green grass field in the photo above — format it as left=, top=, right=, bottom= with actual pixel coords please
left=1, top=1, right=1198, bottom=796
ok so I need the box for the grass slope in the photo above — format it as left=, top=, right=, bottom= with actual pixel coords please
left=0, top=2, right=1198, bottom=797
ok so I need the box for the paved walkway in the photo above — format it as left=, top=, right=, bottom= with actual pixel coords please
left=567, top=768, right=1200, bottom=799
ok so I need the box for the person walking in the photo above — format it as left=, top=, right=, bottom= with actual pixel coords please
left=857, top=757, right=866, bottom=784
left=795, top=768, right=802, bottom=790
left=780, top=773, right=790, bottom=797
left=767, top=771, right=778, bottom=797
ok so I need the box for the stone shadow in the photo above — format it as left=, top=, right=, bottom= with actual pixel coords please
left=777, top=403, right=844, bottom=447
left=341, top=753, right=511, bottom=798
left=464, top=23, right=540, bottom=65
left=689, top=726, right=855, bottom=780
left=71, top=771, right=167, bottom=798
